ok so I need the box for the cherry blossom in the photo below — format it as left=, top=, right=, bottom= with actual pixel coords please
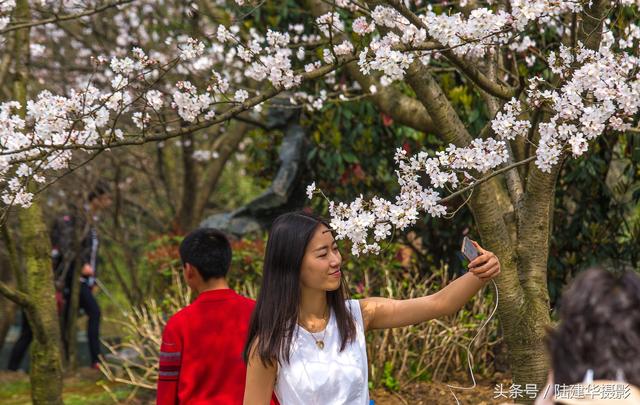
left=1, top=0, right=640, bottom=237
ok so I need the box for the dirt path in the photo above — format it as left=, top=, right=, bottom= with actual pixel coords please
left=372, top=378, right=510, bottom=405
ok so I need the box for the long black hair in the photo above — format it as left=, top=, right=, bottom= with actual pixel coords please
left=243, top=211, right=356, bottom=367
left=546, top=267, right=640, bottom=386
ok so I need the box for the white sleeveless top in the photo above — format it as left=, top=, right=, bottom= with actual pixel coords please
left=274, top=299, right=369, bottom=405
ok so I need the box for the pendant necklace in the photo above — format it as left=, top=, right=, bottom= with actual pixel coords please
left=307, top=308, right=328, bottom=350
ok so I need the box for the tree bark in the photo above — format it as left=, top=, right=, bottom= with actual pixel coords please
left=0, top=223, right=24, bottom=350
left=12, top=0, right=64, bottom=402
left=176, top=133, right=198, bottom=231
left=401, top=60, right=551, bottom=398
left=192, top=123, right=250, bottom=222
left=18, top=198, right=64, bottom=404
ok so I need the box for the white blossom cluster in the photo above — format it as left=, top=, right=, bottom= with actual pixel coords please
left=2, top=0, right=640, bottom=225
left=619, top=23, right=640, bottom=49
left=308, top=2, right=640, bottom=253
left=493, top=38, right=640, bottom=172
left=171, top=81, right=214, bottom=122
left=192, top=150, right=219, bottom=162
left=325, top=34, right=640, bottom=251
left=311, top=139, right=508, bottom=255
left=315, top=12, right=344, bottom=37
left=242, top=29, right=302, bottom=90
left=0, top=0, right=15, bottom=30
left=492, top=99, right=531, bottom=140
left=179, top=38, right=206, bottom=61
left=359, top=31, right=415, bottom=85
left=290, top=90, right=328, bottom=111
left=532, top=41, right=639, bottom=170
left=354, top=1, right=583, bottom=85
left=0, top=85, right=122, bottom=206
left=0, top=42, right=227, bottom=205
left=352, top=17, right=375, bottom=36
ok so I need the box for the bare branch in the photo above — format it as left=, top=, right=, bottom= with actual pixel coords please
left=0, top=281, right=32, bottom=307
left=439, top=156, right=535, bottom=204
left=345, top=62, right=438, bottom=134
left=0, top=0, right=135, bottom=35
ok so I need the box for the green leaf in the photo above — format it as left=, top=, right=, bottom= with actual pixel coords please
left=343, top=152, right=358, bottom=164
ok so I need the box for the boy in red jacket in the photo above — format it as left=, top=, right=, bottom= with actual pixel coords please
left=157, top=228, right=277, bottom=404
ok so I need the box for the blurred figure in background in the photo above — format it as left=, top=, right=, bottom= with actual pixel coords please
left=7, top=181, right=112, bottom=370
left=534, top=267, right=640, bottom=404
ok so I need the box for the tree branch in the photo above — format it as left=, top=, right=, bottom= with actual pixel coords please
left=404, top=61, right=472, bottom=147
left=438, top=156, right=535, bottom=204
left=192, top=122, right=250, bottom=221
left=306, top=0, right=439, bottom=135
left=345, top=62, right=439, bottom=134
left=0, top=0, right=135, bottom=35
left=3, top=54, right=357, bottom=161
left=385, top=0, right=517, bottom=100
left=0, top=280, right=32, bottom=308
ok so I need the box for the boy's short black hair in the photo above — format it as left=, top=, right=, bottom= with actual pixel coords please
left=179, top=228, right=232, bottom=281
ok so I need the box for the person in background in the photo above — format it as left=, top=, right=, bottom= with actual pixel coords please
left=532, top=267, right=640, bottom=405
left=157, top=228, right=278, bottom=404
left=7, top=181, right=112, bottom=371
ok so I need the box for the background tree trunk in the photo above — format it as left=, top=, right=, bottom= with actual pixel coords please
left=12, top=0, right=64, bottom=402
left=0, top=253, right=18, bottom=353
left=0, top=225, right=20, bottom=352
left=64, top=257, right=81, bottom=372
left=18, top=200, right=64, bottom=404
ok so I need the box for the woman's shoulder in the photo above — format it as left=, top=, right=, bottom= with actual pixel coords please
left=344, top=299, right=366, bottom=327
left=345, top=298, right=363, bottom=312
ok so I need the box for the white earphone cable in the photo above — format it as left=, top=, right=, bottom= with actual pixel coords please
left=445, top=279, right=500, bottom=405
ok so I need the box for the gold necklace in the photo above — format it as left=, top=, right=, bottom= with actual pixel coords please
left=303, top=308, right=328, bottom=350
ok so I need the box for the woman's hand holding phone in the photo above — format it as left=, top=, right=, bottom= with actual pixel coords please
left=466, top=239, right=501, bottom=281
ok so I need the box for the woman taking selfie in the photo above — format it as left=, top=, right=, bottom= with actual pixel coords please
left=243, top=211, right=501, bottom=405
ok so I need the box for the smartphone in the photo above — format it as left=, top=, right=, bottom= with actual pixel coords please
left=461, top=236, right=480, bottom=261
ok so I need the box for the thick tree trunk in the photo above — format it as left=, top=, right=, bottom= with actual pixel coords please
left=501, top=305, right=551, bottom=403
left=13, top=0, right=64, bottom=402
left=403, top=60, right=551, bottom=400
left=469, top=169, right=551, bottom=402
left=18, top=199, right=64, bottom=404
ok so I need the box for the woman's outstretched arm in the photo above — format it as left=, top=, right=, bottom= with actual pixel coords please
left=360, top=240, right=500, bottom=331
left=244, top=341, right=277, bottom=405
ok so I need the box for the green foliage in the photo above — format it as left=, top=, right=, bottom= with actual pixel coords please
left=139, top=233, right=184, bottom=299
left=228, top=236, right=268, bottom=298
left=243, top=129, right=285, bottom=189
left=550, top=135, right=640, bottom=303
left=212, top=155, right=269, bottom=210
left=99, top=233, right=499, bottom=398
left=382, top=362, right=401, bottom=391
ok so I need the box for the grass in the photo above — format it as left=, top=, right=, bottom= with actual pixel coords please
left=0, top=370, right=142, bottom=405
